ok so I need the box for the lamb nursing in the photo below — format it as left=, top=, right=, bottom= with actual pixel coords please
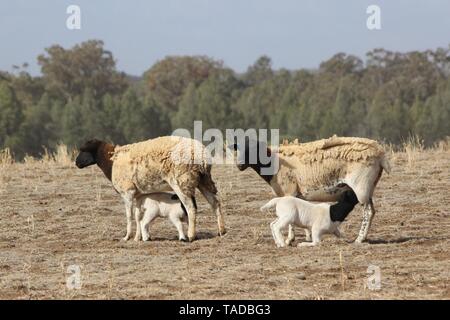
left=261, top=190, right=359, bottom=247
left=136, top=192, right=188, bottom=242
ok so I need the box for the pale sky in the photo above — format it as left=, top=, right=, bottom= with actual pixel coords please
left=0, top=0, right=449, bottom=76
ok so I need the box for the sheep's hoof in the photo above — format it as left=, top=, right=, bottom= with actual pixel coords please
left=218, top=228, right=227, bottom=237
left=142, top=237, right=150, bottom=242
left=179, top=237, right=188, bottom=242
left=354, top=237, right=365, bottom=244
left=133, top=237, right=140, bottom=242
left=188, top=236, right=196, bottom=242
left=122, top=235, right=130, bottom=241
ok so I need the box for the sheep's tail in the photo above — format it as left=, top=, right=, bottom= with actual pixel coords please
left=380, top=155, right=391, bottom=174
left=260, top=198, right=282, bottom=212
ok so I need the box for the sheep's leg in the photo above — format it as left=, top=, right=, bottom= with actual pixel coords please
left=121, top=191, right=135, bottom=241
left=134, top=207, right=142, bottom=241
left=168, top=181, right=197, bottom=242
left=169, top=214, right=187, bottom=242
left=198, top=184, right=226, bottom=236
left=140, top=209, right=158, bottom=241
left=355, top=199, right=375, bottom=243
left=184, top=196, right=197, bottom=242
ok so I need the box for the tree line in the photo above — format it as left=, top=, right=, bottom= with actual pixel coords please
left=1, top=40, right=449, bottom=158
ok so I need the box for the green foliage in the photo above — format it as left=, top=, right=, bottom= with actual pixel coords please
left=172, top=83, right=199, bottom=131
left=19, top=93, right=56, bottom=156
left=1, top=40, right=450, bottom=159
left=143, top=55, right=223, bottom=113
left=243, top=55, right=274, bottom=86
left=37, top=40, right=128, bottom=101
left=0, top=81, right=23, bottom=153
left=194, top=68, right=244, bottom=131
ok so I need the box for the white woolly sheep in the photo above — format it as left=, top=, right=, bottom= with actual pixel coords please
left=231, top=135, right=391, bottom=244
left=260, top=190, right=359, bottom=247
left=136, top=192, right=188, bottom=242
left=75, top=136, right=226, bottom=242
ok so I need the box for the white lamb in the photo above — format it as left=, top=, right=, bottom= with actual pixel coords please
left=260, top=190, right=359, bottom=247
left=136, top=192, right=188, bottom=242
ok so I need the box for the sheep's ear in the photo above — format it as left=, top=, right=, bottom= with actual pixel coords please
left=80, top=139, right=101, bottom=152
left=79, top=145, right=89, bottom=152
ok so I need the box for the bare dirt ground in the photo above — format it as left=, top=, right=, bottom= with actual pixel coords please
left=0, top=149, right=449, bottom=299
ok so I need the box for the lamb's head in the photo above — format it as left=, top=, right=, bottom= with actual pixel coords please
left=75, top=139, right=103, bottom=168
left=340, top=190, right=359, bottom=208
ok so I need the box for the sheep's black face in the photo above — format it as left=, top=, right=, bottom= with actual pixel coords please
left=228, top=138, right=271, bottom=172
left=228, top=139, right=253, bottom=171
left=228, top=143, right=247, bottom=170
left=75, top=151, right=96, bottom=168
left=75, top=139, right=102, bottom=168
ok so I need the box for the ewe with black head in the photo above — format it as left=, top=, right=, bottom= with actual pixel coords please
left=231, top=135, right=390, bottom=244
left=75, top=137, right=225, bottom=242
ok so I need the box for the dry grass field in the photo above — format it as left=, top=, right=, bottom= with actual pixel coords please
left=0, top=142, right=449, bottom=299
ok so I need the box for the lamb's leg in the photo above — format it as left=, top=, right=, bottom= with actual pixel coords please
left=287, top=226, right=311, bottom=245
left=169, top=213, right=187, bottom=242
left=298, top=226, right=321, bottom=247
left=286, top=224, right=311, bottom=246
left=270, top=218, right=281, bottom=247
left=271, top=217, right=289, bottom=248
left=355, top=199, right=375, bottom=243
left=297, top=241, right=317, bottom=247
left=286, top=224, right=295, bottom=245
left=134, top=207, right=142, bottom=241
left=198, top=184, right=226, bottom=236
left=140, top=208, right=158, bottom=241
left=334, top=228, right=342, bottom=238
left=121, top=191, right=135, bottom=241
left=168, top=181, right=197, bottom=242
left=304, top=229, right=312, bottom=241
